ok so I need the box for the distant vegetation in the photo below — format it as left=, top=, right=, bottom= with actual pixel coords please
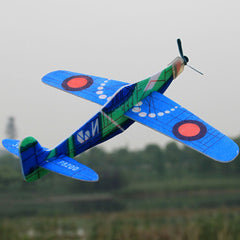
left=0, top=136, right=240, bottom=207
left=1, top=137, right=240, bottom=239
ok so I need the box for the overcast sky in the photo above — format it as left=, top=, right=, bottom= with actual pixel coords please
left=0, top=0, right=240, bottom=151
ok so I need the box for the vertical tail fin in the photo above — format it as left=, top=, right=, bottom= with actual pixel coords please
left=19, top=137, right=49, bottom=182
left=3, top=136, right=99, bottom=182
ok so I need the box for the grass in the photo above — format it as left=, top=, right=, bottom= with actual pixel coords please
left=1, top=175, right=240, bottom=239
left=1, top=176, right=240, bottom=218
left=121, top=176, right=240, bottom=194
left=1, top=208, right=240, bottom=240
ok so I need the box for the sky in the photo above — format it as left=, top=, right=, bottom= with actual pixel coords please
left=0, top=0, right=240, bottom=151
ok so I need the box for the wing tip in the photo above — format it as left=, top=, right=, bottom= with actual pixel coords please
left=205, top=137, right=239, bottom=163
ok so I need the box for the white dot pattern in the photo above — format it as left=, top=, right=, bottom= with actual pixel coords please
left=99, top=95, right=107, bottom=99
left=95, top=80, right=111, bottom=100
left=131, top=103, right=179, bottom=118
left=132, top=107, right=141, bottom=113
left=149, top=113, right=156, bottom=118
left=139, top=112, right=147, bottom=117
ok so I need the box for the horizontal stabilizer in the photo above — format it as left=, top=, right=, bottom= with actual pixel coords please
left=2, top=139, right=21, bottom=157
left=41, top=155, right=99, bottom=182
left=2, top=139, right=49, bottom=157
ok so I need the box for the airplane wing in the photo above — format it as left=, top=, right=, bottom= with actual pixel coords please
left=125, top=91, right=239, bottom=162
left=42, top=70, right=129, bottom=105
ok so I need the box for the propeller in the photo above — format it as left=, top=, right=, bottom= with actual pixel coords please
left=177, top=39, right=203, bottom=75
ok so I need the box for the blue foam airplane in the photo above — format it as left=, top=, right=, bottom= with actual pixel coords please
left=2, top=39, right=239, bottom=182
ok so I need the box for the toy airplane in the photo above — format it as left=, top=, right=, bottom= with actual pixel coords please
left=2, top=39, right=239, bottom=182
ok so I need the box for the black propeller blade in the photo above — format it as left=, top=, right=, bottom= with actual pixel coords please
left=177, top=39, right=203, bottom=75
left=177, top=38, right=189, bottom=65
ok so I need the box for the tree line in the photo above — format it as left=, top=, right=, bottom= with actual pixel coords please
left=0, top=136, right=240, bottom=194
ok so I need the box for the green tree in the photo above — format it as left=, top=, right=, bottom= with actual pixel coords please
left=144, top=144, right=164, bottom=174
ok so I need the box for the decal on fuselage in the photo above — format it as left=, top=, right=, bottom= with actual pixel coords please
left=76, top=118, right=100, bottom=144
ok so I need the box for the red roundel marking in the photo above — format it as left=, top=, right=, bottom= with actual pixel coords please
left=62, top=75, right=93, bottom=91
left=172, top=120, right=207, bottom=141
left=67, top=77, right=88, bottom=89
left=178, top=123, right=201, bottom=137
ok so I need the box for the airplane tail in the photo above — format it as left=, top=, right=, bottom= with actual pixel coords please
left=19, top=137, right=49, bottom=182
left=2, top=137, right=99, bottom=182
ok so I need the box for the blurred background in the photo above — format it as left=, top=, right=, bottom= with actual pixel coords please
left=1, top=0, right=240, bottom=239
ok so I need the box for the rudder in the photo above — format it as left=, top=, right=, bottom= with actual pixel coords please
left=19, top=137, right=49, bottom=182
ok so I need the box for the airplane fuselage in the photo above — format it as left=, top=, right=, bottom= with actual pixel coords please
left=53, top=57, right=185, bottom=159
